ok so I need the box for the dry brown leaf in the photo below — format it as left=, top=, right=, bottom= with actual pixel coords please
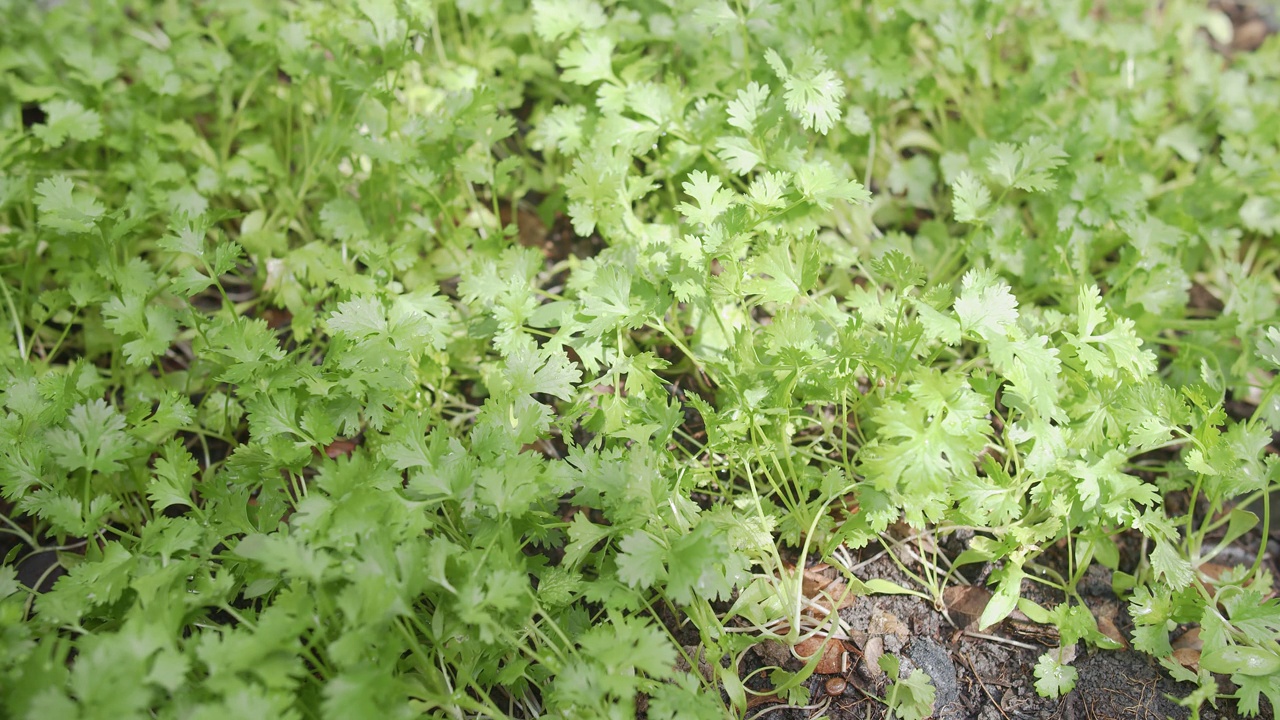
left=868, top=608, right=910, bottom=640
left=943, top=585, right=991, bottom=629
left=675, top=645, right=715, bottom=682
left=753, top=641, right=795, bottom=669
left=1048, top=643, right=1078, bottom=665
left=262, top=308, right=293, bottom=329
left=1172, top=647, right=1201, bottom=670
left=1097, top=615, right=1128, bottom=649
left=1094, top=600, right=1122, bottom=621
left=1199, top=563, right=1230, bottom=582
left=323, top=438, right=357, bottom=459
left=1235, top=18, right=1270, bottom=51
left=846, top=628, right=869, bottom=650
left=862, top=636, right=885, bottom=678
left=1172, top=627, right=1202, bottom=651
left=800, top=564, right=857, bottom=612
left=1196, top=563, right=1277, bottom=599
left=885, top=521, right=938, bottom=554
left=746, top=691, right=783, bottom=709
left=801, top=565, right=835, bottom=595
left=794, top=636, right=849, bottom=675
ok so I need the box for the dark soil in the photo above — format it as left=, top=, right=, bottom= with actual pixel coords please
left=731, top=539, right=1276, bottom=720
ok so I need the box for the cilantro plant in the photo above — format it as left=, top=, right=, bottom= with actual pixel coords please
left=1, top=0, right=1279, bottom=718
left=879, top=654, right=937, bottom=720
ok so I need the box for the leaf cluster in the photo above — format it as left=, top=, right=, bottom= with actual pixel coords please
left=1, top=0, right=1279, bottom=718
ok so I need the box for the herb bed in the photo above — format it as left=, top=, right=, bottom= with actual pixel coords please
left=2, top=1, right=1280, bottom=718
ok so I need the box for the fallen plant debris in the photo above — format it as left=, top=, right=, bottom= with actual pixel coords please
left=1, top=0, right=1280, bottom=718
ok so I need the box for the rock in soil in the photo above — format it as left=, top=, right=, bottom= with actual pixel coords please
left=908, top=637, right=961, bottom=719
left=798, top=549, right=1269, bottom=720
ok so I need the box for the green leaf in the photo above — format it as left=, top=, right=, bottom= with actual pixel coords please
left=862, top=578, right=917, bottom=595
left=979, top=564, right=1026, bottom=630
left=504, top=346, right=581, bottom=401
left=0, top=565, right=19, bottom=600
left=747, top=171, right=790, bottom=209
left=1241, top=197, right=1280, bottom=237
left=715, top=136, right=763, bottom=175
left=564, top=513, right=611, bottom=569
left=884, top=663, right=937, bottom=720
left=534, top=349, right=582, bottom=400
left=356, top=0, right=402, bottom=48
left=1222, top=590, right=1280, bottom=640
left=616, top=531, right=667, bottom=589
left=955, top=269, right=1018, bottom=340
left=32, top=99, right=103, bottom=148
left=1257, top=327, right=1280, bottom=369
left=1150, top=540, right=1193, bottom=589
left=726, top=82, right=770, bottom=134
left=328, top=296, right=388, bottom=337
left=319, top=197, right=368, bottom=241
left=665, top=523, right=747, bottom=605
left=46, top=399, right=137, bottom=475
left=533, top=105, right=588, bottom=154
left=1067, top=285, right=1157, bottom=380
left=745, top=241, right=820, bottom=305
left=952, top=171, right=991, bottom=223
left=35, top=175, right=105, bottom=234
left=532, top=0, right=606, bottom=41
left=878, top=653, right=900, bottom=678
left=148, top=440, right=198, bottom=512
left=558, top=35, right=614, bottom=85
left=794, top=161, right=871, bottom=209
left=677, top=171, right=736, bottom=227
left=1201, top=645, right=1280, bottom=677
left=764, top=48, right=845, bottom=134
left=158, top=220, right=209, bottom=257
left=870, top=250, right=925, bottom=289
left=235, top=533, right=332, bottom=585
left=985, top=137, right=1066, bottom=192
left=1033, top=652, right=1078, bottom=697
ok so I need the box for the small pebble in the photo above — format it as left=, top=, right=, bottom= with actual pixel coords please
left=824, top=677, right=847, bottom=695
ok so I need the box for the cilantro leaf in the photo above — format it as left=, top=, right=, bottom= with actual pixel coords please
left=715, top=136, right=764, bottom=175
left=1067, top=286, right=1157, bottom=380
left=726, top=82, right=770, bottom=134
left=532, top=0, right=607, bottom=41
left=617, top=530, right=667, bottom=589
left=498, top=345, right=582, bottom=405
left=955, top=269, right=1018, bottom=340
left=319, top=197, right=368, bottom=241
left=1033, top=652, right=1078, bottom=697
left=986, top=137, right=1067, bottom=192
left=46, top=399, right=137, bottom=475
left=795, top=161, right=871, bottom=209
left=33, top=99, right=103, bottom=148
left=558, top=35, right=615, bottom=85
left=952, top=171, right=991, bottom=223
left=745, top=241, right=821, bottom=305
left=35, top=175, right=105, bottom=234
left=677, top=171, right=737, bottom=227
left=148, top=440, right=198, bottom=512
left=764, top=48, right=845, bottom=134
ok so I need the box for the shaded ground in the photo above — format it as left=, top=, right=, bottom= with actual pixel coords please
left=729, top=535, right=1278, bottom=720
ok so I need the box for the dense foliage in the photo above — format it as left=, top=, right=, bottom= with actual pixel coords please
left=1, top=0, right=1279, bottom=717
